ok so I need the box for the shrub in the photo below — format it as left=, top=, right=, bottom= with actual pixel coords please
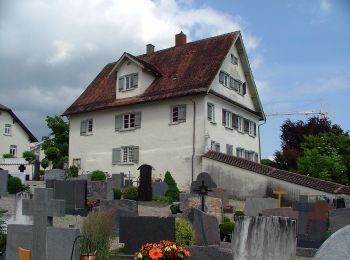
left=90, top=170, right=106, bottom=181
left=234, top=211, right=245, bottom=221
left=219, top=221, right=235, bottom=242
left=39, top=170, right=45, bottom=176
left=164, top=171, right=180, bottom=201
left=68, top=165, right=79, bottom=177
left=170, top=204, right=182, bottom=214
left=22, top=151, right=36, bottom=162
left=0, top=209, right=6, bottom=255
left=41, top=158, right=49, bottom=170
left=155, top=196, right=173, bottom=204
left=123, top=187, right=138, bottom=201
left=223, top=216, right=231, bottom=223
left=113, top=188, right=122, bottom=200
left=2, top=153, right=14, bottom=158
left=81, top=210, right=114, bottom=260
left=175, top=218, right=195, bottom=247
left=7, top=176, right=24, bottom=194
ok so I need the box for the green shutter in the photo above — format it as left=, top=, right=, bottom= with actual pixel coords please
left=133, top=146, right=139, bottom=163
left=178, top=105, right=186, bottom=122
left=115, top=115, right=123, bottom=131
left=80, top=120, right=87, bottom=135
left=119, top=77, right=125, bottom=92
left=112, top=148, right=121, bottom=164
left=135, top=112, right=141, bottom=128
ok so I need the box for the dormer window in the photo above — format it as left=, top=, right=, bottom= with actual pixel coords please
left=119, top=73, right=138, bottom=92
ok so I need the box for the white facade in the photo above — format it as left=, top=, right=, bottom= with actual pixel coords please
left=0, top=109, right=33, bottom=158
left=68, top=37, right=264, bottom=191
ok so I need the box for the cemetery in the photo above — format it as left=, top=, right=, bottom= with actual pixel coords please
left=1, top=166, right=350, bottom=260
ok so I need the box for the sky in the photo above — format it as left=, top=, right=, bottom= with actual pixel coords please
left=0, top=0, right=349, bottom=159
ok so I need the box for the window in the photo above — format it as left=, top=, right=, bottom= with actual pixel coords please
left=222, top=109, right=233, bottom=128
left=112, top=146, right=139, bottom=164
left=243, top=119, right=250, bottom=133
left=231, top=54, right=238, bottom=65
left=249, top=121, right=257, bottom=137
left=80, top=119, right=93, bottom=135
left=119, top=73, right=138, bottom=92
left=236, top=148, right=244, bottom=158
left=226, top=144, right=233, bottom=156
left=4, top=124, right=11, bottom=135
left=10, top=145, right=17, bottom=156
left=210, top=141, right=220, bottom=152
left=237, top=116, right=243, bottom=132
left=73, top=158, right=81, bottom=169
left=207, top=103, right=215, bottom=122
left=254, top=153, right=259, bottom=163
left=171, top=105, right=186, bottom=124
left=219, top=71, right=230, bottom=87
left=115, top=112, right=141, bottom=131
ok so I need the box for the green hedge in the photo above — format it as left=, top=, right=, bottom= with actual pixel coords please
left=90, top=170, right=106, bottom=181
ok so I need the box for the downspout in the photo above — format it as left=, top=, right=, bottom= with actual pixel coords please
left=258, top=116, right=266, bottom=162
left=190, top=99, right=196, bottom=182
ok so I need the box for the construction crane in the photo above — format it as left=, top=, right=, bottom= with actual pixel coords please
left=265, top=111, right=328, bottom=118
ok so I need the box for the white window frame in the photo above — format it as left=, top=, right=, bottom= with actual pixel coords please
left=122, top=146, right=135, bottom=163
left=249, top=121, right=257, bottom=137
left=237, top=116, right=243, bottom=132
left=10, top=145, right=17, bottom=157
left=170, top=105, right=186, bottom=124
left=87, top=119, right=93, bottom=134
left=123, top=113, right=135, bottom=129
left=219, top=71, right=230, bottom=88
left=207, top=103, right=215, bottom=123
left=4, top=124, right=11, bottom=135
left=236, top=147, right=244, bottom=158
left=119, top=73, right=138, bottom=92
left=226, top=144, right=233, bottom=156
left=210, top=141, right=220, bottom=152
left=73, top=158, right=81, bottom=169
left=222, top=109, right=233, bottom=129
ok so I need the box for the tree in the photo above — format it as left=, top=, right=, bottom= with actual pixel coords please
left=164, top=171, right=180, bottom=201
left=22, top=151, right=36, bottom=163
left=42, top=116, right=69, bottom=169
left=274, top=117, right=346, bottom=171
left=41, top=158, right=49, bottom=170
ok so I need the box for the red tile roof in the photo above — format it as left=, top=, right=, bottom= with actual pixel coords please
left=0, top=104, right=38, bottom=142
left=203, top=150, right=350, bottom=195
left=63, top=32, right=241, bottom=116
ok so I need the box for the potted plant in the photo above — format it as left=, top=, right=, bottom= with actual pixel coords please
left=134, top=240, right=190, bottom=259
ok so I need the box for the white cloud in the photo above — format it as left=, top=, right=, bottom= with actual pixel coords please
left=296, top=75, right=350, bottom=95
left=320, top=0, right=331, bottom=12
left=47, top=41, right=75, bottom=65
left=250, top=54, right=263, bottom=69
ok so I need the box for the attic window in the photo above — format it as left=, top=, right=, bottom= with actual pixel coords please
left=231, top=54, right=238, bottom=65
left=119, top=73, right=138, bottom=92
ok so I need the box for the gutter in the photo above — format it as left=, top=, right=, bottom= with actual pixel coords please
left=190, top=99, right=196, bottom=182
left=258, top=118, right=267, bottom=162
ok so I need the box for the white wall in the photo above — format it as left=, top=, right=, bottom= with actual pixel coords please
left=209, top=41, right=255, bottom=111
left=69, top=96, right=206, bottom=191
left=0, top=110, right=32, bottom=158
left=202, top=157, right=337, bottom=202
left=115, top=60, right=155, bottom=99
left=204, top=94, right=260, bottom=158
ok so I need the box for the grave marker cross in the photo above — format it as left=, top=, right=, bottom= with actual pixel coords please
left=22, top=188, right=65, bottom=260
left=273, top=189, right=287, bottom=208
left=194, top=180, right=212, bottom=212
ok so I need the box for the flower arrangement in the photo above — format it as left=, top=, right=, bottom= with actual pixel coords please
left=133, top=240, right=190, bottom=260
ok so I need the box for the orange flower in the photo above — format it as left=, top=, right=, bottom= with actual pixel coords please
left=149, top=248, right=163, bottom=260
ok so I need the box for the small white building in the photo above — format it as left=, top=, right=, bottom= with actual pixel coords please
left=63, top=32, right=265, bottom=190
left=0, top=104, right=38, bottom=159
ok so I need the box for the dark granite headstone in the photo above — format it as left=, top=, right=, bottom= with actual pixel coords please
left=188, top=244, right=232, bottom=260
left=137, top=164, right=153, bottom=201
left=329, top=208, right=350, bottom=233
left=152, top=182, right=168, bottom=198
left=99, top=199, right=138, bottom=234
left=119, top=216, right=175, bottom=254
left=53, top=180, right=87, bottom=215
left=191, top=172, right=217, bottom=192
left=292, top=195, right=314, bottom=237
left=87, top=180, right=107, bottom=200
left=0, top=170, right=8, bottom=194
left=186, top=207, right=220, bottom=246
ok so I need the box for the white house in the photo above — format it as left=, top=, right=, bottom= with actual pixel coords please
left=63, top=32, right=265, bottom=190
left=0, top=104, right=38, bottom=159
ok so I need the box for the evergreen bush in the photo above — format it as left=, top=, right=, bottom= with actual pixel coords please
left=219, top=221, right=235, bottom=242
left=113, top=188, right=122, bottom=200
left=175, top=218, right=195, bottom=247
left=68, top=165, right=79, bottom=177
left=164, top=171, right=180, bottom=201
left=41, top=158, right=49, bottom=170
left=123, top=187, right=138, bottom=200
left=90, top=170, right=106, bottom=181
left=7, top=176, right=24, bottom=194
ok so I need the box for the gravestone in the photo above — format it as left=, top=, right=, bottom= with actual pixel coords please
left=314, top=225, right=350, bottom=260
left=9, top=172, right=25, bottom=183
left=0, top=170, right=8, bottom=194
left=152, top=182, right=168, bottom=198
left=137, top=164, right=153, bottom=201
left=232, top=216, right=297, bottom=260
left=22, top=188, right=65, bottom=260
left=99, top=199, right=138, bottom=233
left=191, top=172, right=217, bottom=192
left=186, top=208, right=221, bottom=246
left=329, top=208, right=350, bottom=232
left=262, top=207, right=299, bottom=219
left=106, top=173, right=125, bottom=200
left=209, top=188, right=229, bottom=207
left=45, top=169, right=66, bottom=181
left=53, top=180, right=87, bottom=215
left=244, top=198, right=278, bottom=216
left=6, top=225, right=33, bottom=260
left=293, top=195, right=314, bottom=238
left=119, top=216, right=175, bottom=254
left=188, top=244, right=232, bottom=260
left=183, top=196, right=223, bottom=224
left=87, top=180, right=107, bottom=200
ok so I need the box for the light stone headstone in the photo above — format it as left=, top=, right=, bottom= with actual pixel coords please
left=244, top=197, right=278, bottom=216
left=314, top=225, right=350, bottom=260
left=329, top=208, right=350, bottom=233
left=152, top=182, right=168, bottom=198
left=0, top=170, right=8, bottom=194
left=45, top=169, right=66, bottom=180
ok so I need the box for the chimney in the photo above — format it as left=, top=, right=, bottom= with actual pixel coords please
left=146, top=44, right=154, bottom=54
left=175, top=31, right=187, bottom=47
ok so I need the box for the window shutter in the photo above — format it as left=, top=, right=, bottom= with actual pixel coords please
left=229, top=77, right=234, bottom=89
left=178, top=105, right=186, bottom=122
left=222, top=110, right=226, bottom=126
left=112, top=148, right=121, bottom=164
left=135, top=112, right=141, bottom=128
left=80, top=120, right=87, bottom=135
left=232, top=114, right=238, bottom=129
left=219, top=71, right=224, bottom=84
left=115, top=115, right=123, bottom=131
left=242, top=82, right=247, bottom=95
left=253, top=122, right=257, bottom=136
left=119, top=77, right=125, bottom=92
left=132, top=74, right=138, bottom=87
left=133, top=146, right=139, bottom=163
